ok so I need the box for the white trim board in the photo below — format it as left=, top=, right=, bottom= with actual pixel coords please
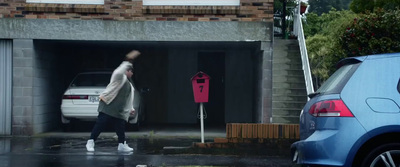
left=26, top=0, right=103, bottom=5
left=143, top=0, right=240, bottom=6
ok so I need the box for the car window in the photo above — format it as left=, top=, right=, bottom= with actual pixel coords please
left=316, top=63, right=360, bottom=94
left=71, top=73, right=111, bottom=87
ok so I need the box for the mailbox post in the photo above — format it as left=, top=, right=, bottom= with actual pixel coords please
left=191, top=71, right=210, bottom=143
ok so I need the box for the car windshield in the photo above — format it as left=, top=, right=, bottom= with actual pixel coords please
left=71, top=73, right=111, bottom=87
left=316, top=63, right=360, bottom=94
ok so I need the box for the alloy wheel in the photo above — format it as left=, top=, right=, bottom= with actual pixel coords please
left=369, top=150, right=400, bottom=167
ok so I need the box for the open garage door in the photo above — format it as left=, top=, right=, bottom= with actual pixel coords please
left=29, top=40, right=259, bottom=132
left=198, top=52, right=225, bottom=126
left=0, top=40, right=12, bottom=135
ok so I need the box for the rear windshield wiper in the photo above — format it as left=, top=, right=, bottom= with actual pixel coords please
left=308, top=92, right=320, bottom=98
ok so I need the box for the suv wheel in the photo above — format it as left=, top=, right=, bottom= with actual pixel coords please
left=361, top=143, right=400, bottom=167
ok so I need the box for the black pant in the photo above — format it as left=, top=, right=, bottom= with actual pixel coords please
left=90, top=112, right=126, bottom=143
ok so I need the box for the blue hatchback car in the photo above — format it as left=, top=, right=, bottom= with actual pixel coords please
left=291, top=53, right=400, bottom=167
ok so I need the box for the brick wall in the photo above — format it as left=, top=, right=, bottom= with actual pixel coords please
left=0, top=0, right=273, bottom=21
left=226, top=123, right=299, bottom=139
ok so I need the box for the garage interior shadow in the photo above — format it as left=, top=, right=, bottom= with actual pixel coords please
left=33, top=40, right=263, bottom=132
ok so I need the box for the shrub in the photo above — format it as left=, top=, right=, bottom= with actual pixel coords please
left=340, top=9, right=400, bottom=57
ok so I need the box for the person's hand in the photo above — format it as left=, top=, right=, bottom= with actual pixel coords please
left=130, top=109, right=135, bottom=116
left=126, top=50, right=141, bottom=61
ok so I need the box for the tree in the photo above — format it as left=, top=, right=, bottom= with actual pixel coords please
left=303, top=13, right=321, bottom=37
left=350, top=0, right=400, bottom=13
left=341, top=0, right=353, bottom=9
left=303, top=9, right=356, bottom=37
left=306, top=34, right=333, bottom=85
left=274, top=0, right=296, bottom=14
left=308, top=0, right=331, bottom=15
left=274, top=0, right=297, bottom=38
left=308, top=0, right=351, bottom=15
left=303, top=9, right=357, bottom=83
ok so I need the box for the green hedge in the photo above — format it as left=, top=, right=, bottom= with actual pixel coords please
left=340, top=9, right=400, bottom=57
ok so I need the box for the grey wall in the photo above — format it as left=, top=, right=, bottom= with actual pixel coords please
left=12, top=39, right=35, bottom=135
left=260, top=42, right=273, bottom=123
left=254, top=48, right=264, bottom=123
left=32, top=43, right=64, bottom=133
left=12, top=39, right=70, bottom=135
left=0, top=19, right=272, bottom=42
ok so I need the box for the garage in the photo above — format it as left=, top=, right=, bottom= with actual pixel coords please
left=4, top=17, right=273, bottom=135
left=24, top=40, right=263, bottom=132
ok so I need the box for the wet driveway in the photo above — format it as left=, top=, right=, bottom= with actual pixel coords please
left=0, top=125, right=295, bottom=167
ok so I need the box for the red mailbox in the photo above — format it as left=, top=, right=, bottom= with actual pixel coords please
left=191, top=71, right=210, bottom=103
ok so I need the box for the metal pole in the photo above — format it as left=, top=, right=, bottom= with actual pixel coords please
left=200, top=103, right=204, bottom=143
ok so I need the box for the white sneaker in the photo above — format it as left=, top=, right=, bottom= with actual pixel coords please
left=118, top=141, right=133, bottom=152
left=86, top=139, right=95, bottom=152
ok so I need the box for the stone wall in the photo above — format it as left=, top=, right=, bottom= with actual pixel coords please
left=0, top=0, right=273, bottom=21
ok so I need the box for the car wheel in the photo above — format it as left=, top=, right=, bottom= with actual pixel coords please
left=361, top=143, right=400, bottom=167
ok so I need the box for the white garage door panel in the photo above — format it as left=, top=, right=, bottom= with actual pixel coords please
left=0, top=40, right=12, bottom=135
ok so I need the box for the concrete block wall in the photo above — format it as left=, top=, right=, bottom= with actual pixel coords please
left=13, top=39, right=63, bottom=135
left=12, top=39, right=35, bottom=135
left=32, top=46, right=62, bottom=134
left=261, top=42, right=273, bottom=123
left=0, top=0, right=273, bottom=21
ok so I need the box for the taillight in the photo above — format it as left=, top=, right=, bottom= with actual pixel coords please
left=63, top=95, right=88, bottom=99
left=308, top=100, right=354, bottom=117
